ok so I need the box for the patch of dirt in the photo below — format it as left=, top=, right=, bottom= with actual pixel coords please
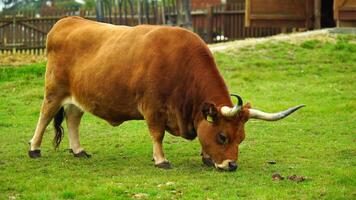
left=209, top=28, right=338, bottom=52
left=272, top=173, right=309, bottom=182
left=0, top=53, right=46, bottom=67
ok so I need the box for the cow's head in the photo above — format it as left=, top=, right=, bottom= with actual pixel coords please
left=197, top=94, right=304, bottom=171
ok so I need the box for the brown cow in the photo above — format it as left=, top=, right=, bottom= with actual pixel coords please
left=28, top=16, right=304, bottom=171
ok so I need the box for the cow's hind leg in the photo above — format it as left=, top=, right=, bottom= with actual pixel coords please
left=64, top=104, right=90, bottom=158
left=29, top=96, right=64, bottom=158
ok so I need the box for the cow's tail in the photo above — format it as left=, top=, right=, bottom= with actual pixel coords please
left=53, top=107, right=65, bottom=149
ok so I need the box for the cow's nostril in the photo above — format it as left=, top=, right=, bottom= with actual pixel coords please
left=228, top=161, right=238, bottom=171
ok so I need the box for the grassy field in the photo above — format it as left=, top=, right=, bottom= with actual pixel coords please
left=0, top=34, right=355, bottom=200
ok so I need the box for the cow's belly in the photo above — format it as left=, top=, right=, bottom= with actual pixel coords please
left=62, top=95, right=144, bottom=126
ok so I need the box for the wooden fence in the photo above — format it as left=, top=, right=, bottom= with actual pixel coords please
left=0, top=9, right=97, bottom=54
left=192, top=3, right=281, bottom=43
left=0, top=2, right=283, bottom=54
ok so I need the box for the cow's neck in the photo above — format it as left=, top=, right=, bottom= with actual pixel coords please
left=189, top=67, right=233, bottom=131
left=174, top=47, right=233, bottom=138
left=177, top=82, right=231, bottom=140
left=192, top=84, right=232, bottom=128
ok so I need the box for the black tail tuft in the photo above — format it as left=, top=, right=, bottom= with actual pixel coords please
left=53, top=107, right=65, bottom=149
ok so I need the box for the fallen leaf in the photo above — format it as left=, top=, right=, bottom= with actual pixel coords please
left=288, top=175, right=307, bottom=182
left=132, top=193, right=148, bottom=199
left=272, top=173, right=284, bottom=181
left=8, top=196, right=16, bottom=200
left=166, top=182, right=175, bottom=186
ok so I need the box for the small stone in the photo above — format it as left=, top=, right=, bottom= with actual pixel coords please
left=267, top=160, right=277, bottom=164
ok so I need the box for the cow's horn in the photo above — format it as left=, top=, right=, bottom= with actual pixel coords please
left=220, top=94, right=243, bottom=117
left=248, top=104, right=305, bottom=121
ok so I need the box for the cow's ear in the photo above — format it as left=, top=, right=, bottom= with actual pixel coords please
left=202, top=102, right=218, bottom=123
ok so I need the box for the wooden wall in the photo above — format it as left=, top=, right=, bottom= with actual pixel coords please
left=334, top=0, right=356, bottom=27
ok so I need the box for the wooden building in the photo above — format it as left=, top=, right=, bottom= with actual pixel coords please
left=334, top=0, right=356, bottom=27
left=244, top=0, right=356, bottom=28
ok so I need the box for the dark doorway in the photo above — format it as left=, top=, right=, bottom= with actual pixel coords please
left=321, top=0, right=336, bottom=27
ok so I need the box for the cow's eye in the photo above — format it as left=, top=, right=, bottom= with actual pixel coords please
left=217, top=133, right=227, bottom=145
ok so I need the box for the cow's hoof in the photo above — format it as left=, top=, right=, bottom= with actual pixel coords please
left=155, top=161, right=172, bottom=169
left=73, top=150, right=91, bottom=158
left=28, top=150, right=41, bottom=158
left=202, top=157, right=214, bottom=167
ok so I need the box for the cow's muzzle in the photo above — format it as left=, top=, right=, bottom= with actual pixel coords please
left=202, top=154, right=238, bottom=171
left=215, top=159, right=238, bottom=171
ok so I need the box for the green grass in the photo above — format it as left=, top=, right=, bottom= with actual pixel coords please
left=0, top=35, right=355, bottom=199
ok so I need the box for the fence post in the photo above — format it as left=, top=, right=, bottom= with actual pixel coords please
left=145, top=0, right=150, bottom=24
left=314, top=0, right=321, bottom=29
left=206, top=6, right=214, bottom=43
left=176, top=0, right=192, bottom=29
left=161, top=0, right=166, bottom=25
left=96, top=0, right=104, bottom=22
left=12, top=15, right=16, bottom=53
left=137, top=0, right=142, bottom=24
left=183, top=0, right=192, bottom=30
left=176, top=0, right=184, bottom=26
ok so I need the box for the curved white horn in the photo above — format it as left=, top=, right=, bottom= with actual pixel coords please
left=249, top=104, right=305, bottom=121
left=220, top=94, right=243, bottom=117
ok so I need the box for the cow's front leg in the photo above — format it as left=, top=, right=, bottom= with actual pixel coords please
left=151, top=131, right=171, bottom=169
left=146, top=121, right=171, bottom=169
left=64, top=104, right=90, bottom=158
